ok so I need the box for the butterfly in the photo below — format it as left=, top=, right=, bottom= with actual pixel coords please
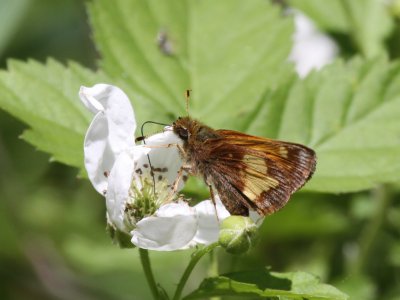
left=171, top=116, right=316, bottom=216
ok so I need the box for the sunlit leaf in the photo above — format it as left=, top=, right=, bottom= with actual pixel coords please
left=88, top=0, right=294, bottom=128
left=0, top=59, right=108, bottom=168
left=246, top=57, right=400, bottom=192
left=0, top=0, right=294, bottom=172
left=291, top=0, right=394, bottom=57
left=184, top=269, right=348, bottom=299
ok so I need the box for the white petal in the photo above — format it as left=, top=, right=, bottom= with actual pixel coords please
left=288, top=12, right=337, bottom=77
left=137, top=130, right=185, bottom=190
left=80, top=84, right=136, bottom=152
left=156, top=201, right=194, bottom=217
left=80, top=84, right=137, bottom=193
left=105, top=150, right=135, bottom=232
left=83, top=113, right=113, bottom=193
left=131, top=202, right=197, bottom=251
left=193, top=197, right=230, bottom=245
left=79, top=85, right=105, bottom=114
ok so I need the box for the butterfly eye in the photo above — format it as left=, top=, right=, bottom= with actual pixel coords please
left=177, top=127, right=189, bottom=140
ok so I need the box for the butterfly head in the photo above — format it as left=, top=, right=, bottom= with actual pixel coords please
left=173, top=116, right=221, bottom=145
left=172, top=116, right=193, bottom=142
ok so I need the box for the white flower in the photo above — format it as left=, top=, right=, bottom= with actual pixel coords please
left=132, top=197, right=230, bottom=251
left=79, top=84, right=230, bottom=251
left=289, top=12, right=338, bottom=78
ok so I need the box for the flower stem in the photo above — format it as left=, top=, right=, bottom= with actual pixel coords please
left=208, top=250, right=221, bottom=300
left=172, top=243, right=219, bottom=300
left=139, top=248, right=160, bottom=300
left=352, top=185, right=391, bottom=274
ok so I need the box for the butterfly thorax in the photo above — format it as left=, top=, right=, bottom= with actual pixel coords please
left=172, top=117, right=220, bottom=176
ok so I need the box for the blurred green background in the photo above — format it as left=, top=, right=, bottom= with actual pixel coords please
left=0, top=1, right=399, bottom=299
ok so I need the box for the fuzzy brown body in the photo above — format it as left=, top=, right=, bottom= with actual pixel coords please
left=172, top=116, right=316, bottom=216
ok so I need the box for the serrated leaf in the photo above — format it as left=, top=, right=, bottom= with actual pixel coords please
left=0, top=59, right=109, bottom=169
left=184, top=268, right=348, bottom=300
left=0, top=0, right=294, bottom=175
left=88, top=0, right=294, bottom=128
left=0, top=1, right=399, bottom=195
left=291, top=0, right=394, bottom=57
left=246, top=57, right=400, bottom=193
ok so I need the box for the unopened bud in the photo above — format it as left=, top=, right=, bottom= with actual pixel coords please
left=218, top=216, right=258, bottom=255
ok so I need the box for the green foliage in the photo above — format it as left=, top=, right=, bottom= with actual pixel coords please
left=0, top=59, right=108, bottom=168
left=87, top=0, right=293, bottom=129
left=290, top=0, right=394, bottom=57
left=248, top=57, right=400, bottom=192
left=185, top=269, right=348, bottom=299
left=0, top=0, right=400, bottom=299
left=0, top=0, right=398, bottom=195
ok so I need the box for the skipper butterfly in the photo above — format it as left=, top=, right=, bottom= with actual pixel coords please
left=171, top=117, right=316, bottom=216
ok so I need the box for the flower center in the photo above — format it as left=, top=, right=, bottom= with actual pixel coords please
left=123, top=177, right=171, bottom=230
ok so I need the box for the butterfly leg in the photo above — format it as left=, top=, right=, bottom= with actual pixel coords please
left=164, top=164, right=192, bottom=203
left=208, top=184, right=220, bottom=222
left=143, top=143, right=180, bottom=149
left=166, top=143, right=190, bottom=194
left=142, top=142, right=191, bottom=203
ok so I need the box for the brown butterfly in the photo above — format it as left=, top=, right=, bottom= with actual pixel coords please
left=171, top=116, right=316, bottom=216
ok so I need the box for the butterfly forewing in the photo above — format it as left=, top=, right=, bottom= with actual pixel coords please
left=207, top=130, right=316, bottom=216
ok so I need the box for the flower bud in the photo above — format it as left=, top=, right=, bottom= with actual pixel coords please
left=218, top=216, right=258, bottom=255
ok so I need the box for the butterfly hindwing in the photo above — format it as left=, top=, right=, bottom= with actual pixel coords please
left=206, top=130, right=316, bottom=215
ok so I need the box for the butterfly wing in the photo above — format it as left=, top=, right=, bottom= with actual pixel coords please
left=205, top=130, right=316, bottom=216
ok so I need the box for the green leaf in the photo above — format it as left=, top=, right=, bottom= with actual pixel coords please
left=291, top=0, right=394, bottom=57
left=246, top=57, right=400, bottom=192
left=0, top=59, right=108, bottom=169
left=184, top=268, right=348, bottom=299
left=0, top=0, right=294, bottom=174
left=0, top=1, right=399, bottom=194
left=88, top=0, right=294, bottom=128
left=333, top=275, right=376, bottom=300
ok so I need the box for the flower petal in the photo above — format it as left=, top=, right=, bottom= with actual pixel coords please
left=193, top=197, right=230, bottom=245
left=289, top=12, right=337, bottom=77
left=83, top=112, right=113, bottom=193
left=106, top=146, right=151, bottom=232
left=106, top=150, right=135, bottom=232
left=136, top=130, right=185, bottom=190
left=79, top=84, right=137, bottom=193
left=131, top=202, right=197, bottom=251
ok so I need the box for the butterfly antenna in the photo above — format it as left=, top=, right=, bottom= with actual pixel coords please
left=139, top=120, right=169, bottom=196
left=185, top=89, right=191, bottom=117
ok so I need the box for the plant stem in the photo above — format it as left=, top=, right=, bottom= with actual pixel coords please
left=139, top=248, right=160, bottom=300
left=208, top=250, right=221, bottom=300
left=208, top=250, right=218, bottom=278
left=172, top=243, right=219, bottom=300
left=352, top=185, right=391, bottom=274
